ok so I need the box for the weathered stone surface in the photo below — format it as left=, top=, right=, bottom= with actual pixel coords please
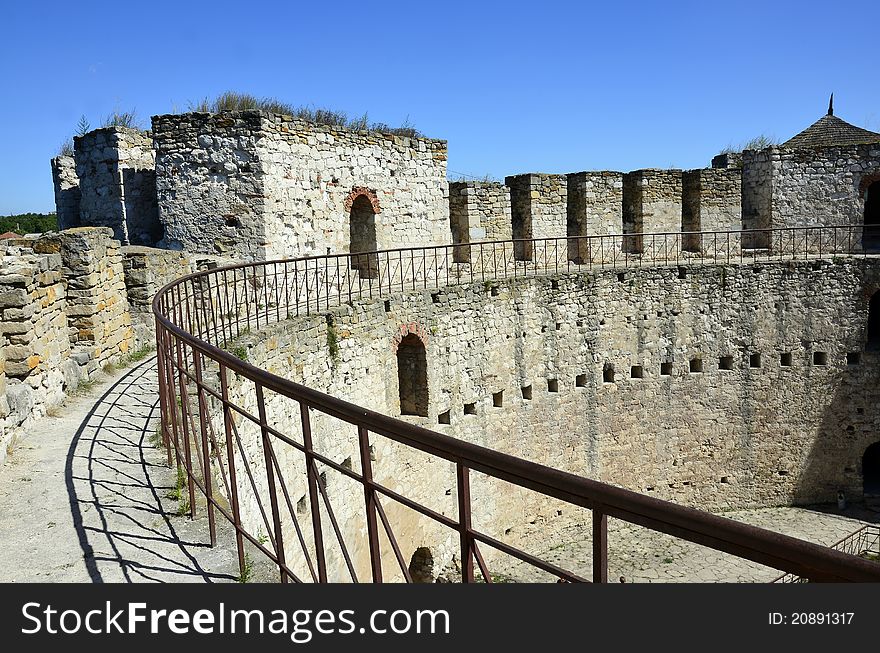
left=51, top=155, right=81, bottom=230
left=75, top=127, right=160, bottom=246
left=219, top=256, right=880, bottom=580
left=152, top=111, right=449, bottom=261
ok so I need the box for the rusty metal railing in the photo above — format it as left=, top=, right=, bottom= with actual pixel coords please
left=774, top=525, right=880, bottom=583
left=152, top=224, right=880, bottom=583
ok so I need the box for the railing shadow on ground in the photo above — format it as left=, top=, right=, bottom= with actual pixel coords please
left=65, top=357, right=237, bottom=583
left=153, top=225, right=880, bottom=583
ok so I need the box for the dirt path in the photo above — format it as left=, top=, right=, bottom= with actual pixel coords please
left=0, top=357, right=243, bottom=582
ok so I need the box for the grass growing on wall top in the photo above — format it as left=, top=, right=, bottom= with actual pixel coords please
left=187, top=91, right=422, bottom=138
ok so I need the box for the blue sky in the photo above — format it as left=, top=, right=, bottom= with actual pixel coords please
left=1, top=0, right=878, bottom=215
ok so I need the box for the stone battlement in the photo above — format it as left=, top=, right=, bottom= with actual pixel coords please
left=51, top=108, right=880, bottom=267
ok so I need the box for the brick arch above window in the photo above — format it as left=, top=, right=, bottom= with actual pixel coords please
left=391, top=322, right=429, bottom=352
left=344, top=187, right=381, bottom=214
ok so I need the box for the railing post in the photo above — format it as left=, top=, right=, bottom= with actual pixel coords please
left=358, top=426, right=383, bottom=583
left=456, top=463, right=475, bottom=582
left=162, top=326, right=181, bottom=468
left=193, top=351, right=217, bottom=546
left=219, top=365, right=247, bottom=580
left=174, top=338, right=197, bottom=520
left=300, top=400, right=328, bottom=582
left=593, top=509, right=608, bottom=583
left=256, top=383, right=287, bottom=583
left=154, top=322, right=173, bottom=467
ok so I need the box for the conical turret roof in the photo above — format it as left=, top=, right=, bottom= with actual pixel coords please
left=783, top=100, right=880, bottom=149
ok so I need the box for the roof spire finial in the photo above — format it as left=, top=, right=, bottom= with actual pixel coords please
left=828, top=93, right=834, bottom=116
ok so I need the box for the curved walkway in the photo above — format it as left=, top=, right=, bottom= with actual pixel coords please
left=0, top=357, right=243, bottom=582
left=0, top=356, right=876, bottom=582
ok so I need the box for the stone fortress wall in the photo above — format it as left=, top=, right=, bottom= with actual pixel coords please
left=51, top=109, right=880, bottom=268
left=220, top=257, right=880, bottom=580
left=150, top=111, right=449, bottom=261
left=73, top=127, right=160, bottom=246
left=31, top=106, right=880, bottom=579
left=743, top=143, right=880, bottom=231
left=0, top=227, right=193, bottom=463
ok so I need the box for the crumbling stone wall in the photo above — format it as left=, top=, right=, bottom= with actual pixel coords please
left=224, top=257, right=880, bottom=579
left=121, top=246, right=192, bottom=347
left=34, top=228, right=133, bottom=379
left=0, top=246, right=72, bottom=459
left=75, top=127, right=160, bottom=246
left=0, top=227, right=149, bottom=461
left=0, top=342, right=7, bottom=448
left=261, top=114, right=449, bottom=261
left=154, top=111, right=449, bottom=262
left=711, top=152, right=743, bottom=169
left=153, top=112, right=265, bottom=258
left=448, top=181, right=511, bottom=262
left=50, top=155, right=81, bottom=230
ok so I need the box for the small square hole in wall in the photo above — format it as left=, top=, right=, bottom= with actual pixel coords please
left=490, top=286, right=499, bottom=296
left=551, top=279, right=559, bottom=290
left=438, top=410, right=451, bottom=424
left=464, top=402, right=477, bottom=415
left=631, top=365, right=644, bottom=379
left=431, top=292, right=441, bottom=303
left=689, top=358, right=703, bottom=373
left=660, top=362, right=673, bottom=376
left=749, top=353, right=761, bottom=368
left=521, top=385, right=532, bottom=400
left=813, top=351, right=827, bottom=366
left=383, top=299, right=391, bottom=312
left=617, top=272, right=626, bottom=282
left=678, top=267, right=687, bottom=279
left=847, top=352, right=861, bottom=365
left=719, top=356, right=734, bottom=371
left=576, top=374, right=587, bottom=387
left=493, top=391, right=504, bottom=408
left=780, top=352, right=792, bottom=367
left=547, top=379, right=559, bottom=393
left=603, top=365, right=615, bottom=383
left=556, top=322, right=562, bottom=331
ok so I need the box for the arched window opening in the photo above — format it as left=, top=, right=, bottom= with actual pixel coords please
left=349, top=194, right=378, bottom=279
left=864, top=181, right=880, bottom=251
left=408, top=546, right=435, bottom=583
left=863, top=442, right=880, bottom=498
left=397, top=333, right=428, bottom=417
left=868, top=291, right=880, bottom=350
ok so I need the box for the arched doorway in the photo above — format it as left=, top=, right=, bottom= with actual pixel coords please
left=863, top=442, right=880, bottom=498
left=349, top=194, right=378, bottom=279
left=397, top=333, right=428, bottom=417
left=868, top=291, right=880, bottom=350
left=864, top=181, right=880, bottom=251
